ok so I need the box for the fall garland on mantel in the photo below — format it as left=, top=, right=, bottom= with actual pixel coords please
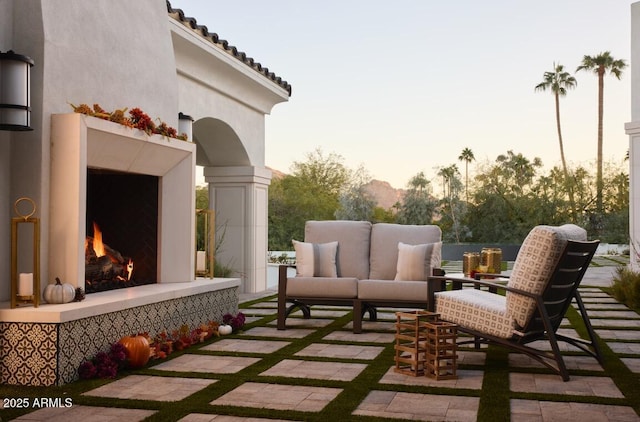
left=70, top=103, right=188, bottom=141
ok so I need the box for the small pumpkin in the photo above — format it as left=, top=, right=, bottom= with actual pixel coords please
left=43, top=277, right=76, bottom=304
left=218, top=324, right=233, bottom=335
left=118, top=335, right=151, bottom=368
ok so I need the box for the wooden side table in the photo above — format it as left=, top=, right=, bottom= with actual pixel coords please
left=393, top=311, right=440, bottom=376
left=424, top=319, right=458, bottom=380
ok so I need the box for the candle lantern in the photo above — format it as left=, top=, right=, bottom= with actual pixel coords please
left=178, top=112, right=193, bottom=142
left=11, top=197, right=40, bottom=308
left=0, top=50, right=34, bottom=131
left=195, top=208, right=215, bottom=278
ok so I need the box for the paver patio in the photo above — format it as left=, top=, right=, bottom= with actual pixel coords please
left=5, top=262, right=640, bottom=421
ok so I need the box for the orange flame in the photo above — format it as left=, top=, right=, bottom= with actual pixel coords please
left=127, top=259, right=134, bottom=281
left=92, top=222, right=106, bottom=257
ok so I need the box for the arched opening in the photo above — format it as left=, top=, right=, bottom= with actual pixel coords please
left=193, top=117, right=249, bottom=167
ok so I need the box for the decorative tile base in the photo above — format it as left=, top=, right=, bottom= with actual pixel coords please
left=0, top=286, right=238, bottom=386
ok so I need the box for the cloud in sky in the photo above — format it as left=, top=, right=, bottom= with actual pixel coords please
left=174, top=0, right=633, bottom=188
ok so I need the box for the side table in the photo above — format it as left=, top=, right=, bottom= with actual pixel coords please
left=394, top=311, right=439, bottom=376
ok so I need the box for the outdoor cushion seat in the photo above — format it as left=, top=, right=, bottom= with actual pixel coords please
left=286, top=276, right=358, bottom=298
left=435, top=288, right=513, bottom=338
left=357, top=279, right=430, bottom=302
left=433, top=224, right=601, bottom=381
left=277, top=220, right=443, bottom=332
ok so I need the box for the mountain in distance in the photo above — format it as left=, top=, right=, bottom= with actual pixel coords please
left=267, top=167, right=405, bottom=210
left=362, top=179, right=405, bottom=209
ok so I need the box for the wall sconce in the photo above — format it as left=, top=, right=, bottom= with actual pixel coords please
left=0, top=50, right=34, bottom=131
left=178, top=112, right=193, bottom=141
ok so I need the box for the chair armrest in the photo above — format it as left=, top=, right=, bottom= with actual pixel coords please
left=278, top=264, right=296, bottom=288
left=428, top=274, right=535, bottom=298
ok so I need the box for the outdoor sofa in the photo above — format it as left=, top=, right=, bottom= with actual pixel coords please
left=277, top=220, right=442, bottom=333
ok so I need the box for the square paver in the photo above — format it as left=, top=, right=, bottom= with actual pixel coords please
left=295, top=343, right=384, bottom=360
left=591, top=319, right=640, bottom=328
left=202, top=338, right=290, bottom=353
left=268, top=318, right=334, bottom=328
left=585, top=310, right=639, bottom=318
left=260, top=359, right=366, bottom=381
left=509, top=354, right=603, bottom=371
left=596, top=329, right=640, bottom=340
left=510, top=399, right=639, bottom=422
left=288, top=309, right=349, bottom=318
left=621, top=358, right=640, bottom=373
left=323, top=330, right=395, bottom=344
left=241, top=326, right=314, bottom=338
left=344, top=321, right=395, bottom=331
left=178, top=415, right=293, bottom=422
left=378, top=366, right=484, bottom=390
left=153, top=354, right=260, bottom=374
left=83, top=375, right=216, bottom=401
left=210, top=382, right=342, bottom=412
left=607, top=342, right=640, bottom=354
left=510, top=374, right=624, bottom=398
left=12, top=405, right=156, bottom=421
left=353, top=390, right=479, bottom=421
left=241, top=308, right=277, bottom=316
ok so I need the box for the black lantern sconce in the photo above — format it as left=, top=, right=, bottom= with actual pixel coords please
left=178, top=112, right=193, bottom=142
left=0, top=50, right=34, bottom=131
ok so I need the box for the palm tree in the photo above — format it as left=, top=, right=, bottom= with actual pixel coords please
left=458, top=148, right=475, bottom=203
left=535, top=63, right=577, bottom=218
left=576, top=51, right=627, bottom=214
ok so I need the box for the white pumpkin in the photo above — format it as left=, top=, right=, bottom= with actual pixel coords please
left=218, top=324, right=233, bottom=335
left=43, top=277, right=75, bottom=304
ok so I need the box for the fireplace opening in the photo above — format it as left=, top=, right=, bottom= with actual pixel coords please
left=85, top=169, right=159, bottom=293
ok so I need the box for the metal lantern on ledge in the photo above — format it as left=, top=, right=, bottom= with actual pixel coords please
left=195, top=208, right=215, bottom=278
left=178, top=112, right=193, bottom=142
left=0, top=50, right=34, bottom=131
left=11, top=197, right=40, bottom=308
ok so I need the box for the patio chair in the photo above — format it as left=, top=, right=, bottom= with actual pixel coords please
left=433, top=225, right=602, bottom=381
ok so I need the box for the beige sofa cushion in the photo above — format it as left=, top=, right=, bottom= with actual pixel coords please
left=357, top=279, right=429, bottom=301
left=305, top=220, right=372, bottom=280
left=394, top=241, right=442, bottom=281
left=286, top=277, right=358, bottom=298
left=506, top=224, right=587, bottom=329
left=369, top=223, right=442, bottom=280
left=292, top=240, right=338, bottom=277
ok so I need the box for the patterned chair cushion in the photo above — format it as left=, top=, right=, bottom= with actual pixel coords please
left=435, top=288, right=514, bottom=338
left=506, top=224, right=587, bottom=329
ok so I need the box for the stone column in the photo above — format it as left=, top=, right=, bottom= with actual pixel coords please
left=204, top=166, right=271, bottom=293
left=627, top=3, right=640, bottom=271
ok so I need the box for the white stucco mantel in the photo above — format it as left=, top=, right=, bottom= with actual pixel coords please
left=49, top=113, right=196, bottom=290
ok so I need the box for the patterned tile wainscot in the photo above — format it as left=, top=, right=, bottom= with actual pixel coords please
left=0, top=278, right=240, bottom=386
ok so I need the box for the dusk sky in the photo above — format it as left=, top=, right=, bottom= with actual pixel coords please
left=173, top=0, right=633, bottom=189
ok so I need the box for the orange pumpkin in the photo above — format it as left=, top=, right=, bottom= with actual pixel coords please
left=118, top=335, right=151, bottom=368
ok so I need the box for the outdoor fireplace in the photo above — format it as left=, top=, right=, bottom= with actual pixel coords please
left=49, top=113, right=196, bottom=290
left=84, top=169, right=159, bottom=293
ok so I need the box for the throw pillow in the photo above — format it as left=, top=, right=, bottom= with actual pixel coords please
left=292, top=240, right=339, bottom=277
left=394, top=241, right=442, bottom=281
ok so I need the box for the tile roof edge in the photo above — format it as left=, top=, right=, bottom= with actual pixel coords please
left=166, top=0, right=292, bottom=96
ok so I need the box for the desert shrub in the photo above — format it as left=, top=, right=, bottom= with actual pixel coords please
left=611, top=266, right=640, bottom=309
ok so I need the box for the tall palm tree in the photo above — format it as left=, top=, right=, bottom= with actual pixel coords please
left=576, top=51, right=627, bottom=214
left=458, top=148, right=475, bottom=203
left=535, top=63, right=577, bottom=218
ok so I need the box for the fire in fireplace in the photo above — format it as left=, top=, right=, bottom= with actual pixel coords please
left=85, top=169, right=159, bottom=293
left=85, top=222, right=135, bottom=291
